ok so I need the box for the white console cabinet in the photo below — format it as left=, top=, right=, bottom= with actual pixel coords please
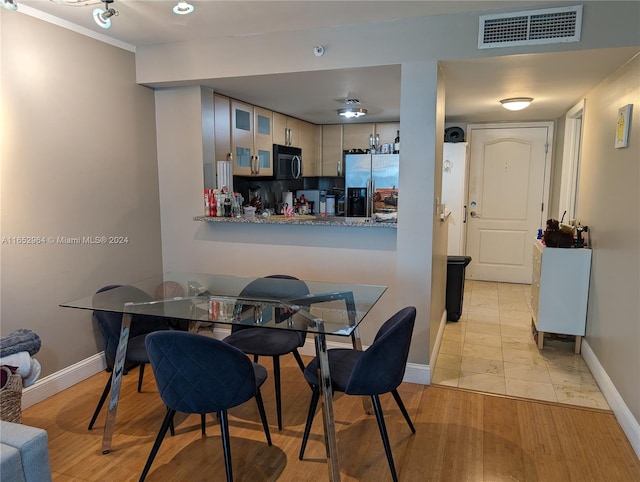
left=530, top=240, right=592, bottom=353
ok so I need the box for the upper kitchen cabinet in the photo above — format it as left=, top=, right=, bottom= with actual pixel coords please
left=298, top=120, right=319, bottom=177
left=214, top=94, right=231, bottom=165
left=374, top=122, right=400, bottom=148
left=273, top=112, right=299, bottom=147
left=231, top=100, right=273, bottom=176
left=343, top=123, right=374, bottom=152
left=321, top=124, right=344, bottom=177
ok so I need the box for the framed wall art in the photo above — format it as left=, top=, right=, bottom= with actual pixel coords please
left=615, top=104, right=632, bottom=148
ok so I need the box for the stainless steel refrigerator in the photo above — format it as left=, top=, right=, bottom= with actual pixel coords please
left=344, top=153, right=399, bottom=222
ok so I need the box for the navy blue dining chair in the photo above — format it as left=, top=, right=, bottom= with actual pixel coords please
left=299, top=306, right=417, bottom=482
left=140, top=330, right=272, bottom=482
left=88, top=285, right=173, bottom=430
left=223, top=275, right=310, bottom=430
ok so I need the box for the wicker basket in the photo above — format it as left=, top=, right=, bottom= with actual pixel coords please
left=0, top=367, right=23, bottom=424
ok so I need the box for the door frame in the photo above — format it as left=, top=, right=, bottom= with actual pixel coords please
left=558, top=100, right=585, bottom=223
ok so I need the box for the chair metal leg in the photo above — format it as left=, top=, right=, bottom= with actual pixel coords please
left=254, top=388, right=272, bottom=446
left=139, top=408, right=175, bottom=482
left=88, top=372, right=112, bottom=430
left=168, top=407, right=175, bottom=436
left=371, top=394, right=399, bottom=482
left=391, top=389, right=416, bottom=433
left=218, top=410, right=233, bottom=482
left=299, top=386, right=320, bottom=460
left=137, top=363, right=145, bottom=393
left=201, top=413, right=206, bottom=435
left=272, top=356, right=283, bottom=430
left=292, top=349, right=306, bottom=373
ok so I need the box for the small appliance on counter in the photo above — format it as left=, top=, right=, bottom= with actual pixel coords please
left=296, top=190, right=321, bottom=215
left=335, top=188, right=345, bottom=216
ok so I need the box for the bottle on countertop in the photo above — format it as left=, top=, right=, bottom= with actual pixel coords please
left=224, top=195, right=232, bottom=217
left=393, top=130, right=400, bottom=154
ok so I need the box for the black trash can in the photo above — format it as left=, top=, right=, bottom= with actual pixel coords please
left=446, top=256, right=472, bottom=322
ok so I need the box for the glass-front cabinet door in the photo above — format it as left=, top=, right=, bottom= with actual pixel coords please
left=232, top=101, right=272, bottom=176
left=232, top=100, right=253, bottom=175
left=254, top=107, right=273, bottom=176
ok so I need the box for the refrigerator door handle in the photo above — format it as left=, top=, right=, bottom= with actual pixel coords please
left=368, top=178, right=375, bottom=217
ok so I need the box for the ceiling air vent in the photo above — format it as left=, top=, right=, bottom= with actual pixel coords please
left=479, top=5, right=582, bottom=49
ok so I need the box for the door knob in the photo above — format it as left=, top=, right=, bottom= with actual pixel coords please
left=470, top=211, right=480, bottom=218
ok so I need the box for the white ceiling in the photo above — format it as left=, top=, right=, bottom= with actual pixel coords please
left=16, top=1, right=640, bottom=125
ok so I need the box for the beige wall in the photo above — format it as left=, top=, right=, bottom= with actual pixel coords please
left=0, top=12, right=163, bottom=376
left=578, top=54, right=640, bottom=422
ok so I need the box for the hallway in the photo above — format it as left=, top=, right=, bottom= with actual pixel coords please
left=432, top=280, right=609, bottom=409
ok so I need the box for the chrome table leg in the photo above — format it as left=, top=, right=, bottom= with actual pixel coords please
left=102, top=311, right=132, bottom=454
left=315, top=330, right=341, bottom=482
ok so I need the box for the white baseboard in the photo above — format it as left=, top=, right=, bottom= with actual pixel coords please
left=428, top=310, right=449, bottom=377
left=581, top=340, right=640, bottom=460
left=22, top=353, right=106, bottom=410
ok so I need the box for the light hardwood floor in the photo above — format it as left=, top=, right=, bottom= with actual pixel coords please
left=23, top=352, right=640, bottom=481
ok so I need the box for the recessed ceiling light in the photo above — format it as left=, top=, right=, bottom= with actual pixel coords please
left=338, top=107, right=367, bottom=118
left=173, top=1, right=194, bottom=15
left=500, top=97, right=534, bottom=111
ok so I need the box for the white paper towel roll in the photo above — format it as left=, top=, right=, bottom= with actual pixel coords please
left=283, top=191, right=293, bottom=207
left=217, top=161, right=233, bottom=192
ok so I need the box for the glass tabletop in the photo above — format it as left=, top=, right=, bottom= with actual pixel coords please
left=61, top=272, right=387, bottom=337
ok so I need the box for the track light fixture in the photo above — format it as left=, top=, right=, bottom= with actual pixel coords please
left=173, top=1, right=194, bottom=15
left=338, top=107, right=368, bottom=119
left=93, top=0, right=118, bottom=29
left=0, top=0, right=18, bottom=11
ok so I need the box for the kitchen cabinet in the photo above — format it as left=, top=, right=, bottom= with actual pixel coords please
left=343, top=123, right=374, bottom=151
left=320, top=124, right=344, bottom=177
left=273, top=112, right=299, bottom=147
left=374, top=122, right=400, bottom=148
left=342, top=122, right=400, bottom=153
left=298, top=120, right=318, bottom=177
left=530, top=240, right=592, bottom=353
left=231, top=100, right=273, bottom=176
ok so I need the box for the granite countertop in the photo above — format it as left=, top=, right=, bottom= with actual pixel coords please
left=194, top=214, right=397, bottom=228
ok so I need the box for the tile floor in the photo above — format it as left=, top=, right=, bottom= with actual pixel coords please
left=432, top=280, right=610, bottom=410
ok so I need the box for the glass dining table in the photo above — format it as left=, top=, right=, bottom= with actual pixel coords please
left=61, top=272, right=387, bottom=482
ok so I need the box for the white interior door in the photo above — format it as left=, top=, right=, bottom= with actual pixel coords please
left=466, top=124, right=552, bottom=283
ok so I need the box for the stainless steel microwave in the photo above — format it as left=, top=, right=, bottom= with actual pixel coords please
left=273, top=144, right=302, bottom=180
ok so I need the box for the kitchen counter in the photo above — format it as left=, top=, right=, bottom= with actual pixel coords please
left=194, top=214, right=397, bottom=228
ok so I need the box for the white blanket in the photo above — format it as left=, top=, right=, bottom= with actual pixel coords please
left=0, top=351, right=41, bottom=388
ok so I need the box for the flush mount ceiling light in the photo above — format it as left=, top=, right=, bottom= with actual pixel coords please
left=0, top=0, right=18, bottom=11
left=93, top=0, right=118, bottom=29
left=338, top=107, right=368, bottom=119
left=500, top=97, right=534, bottom=111
left=173, top=0, right=194, bottom=15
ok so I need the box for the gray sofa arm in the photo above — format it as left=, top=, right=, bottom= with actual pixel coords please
left=0, top=421, right=52, bottom=482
